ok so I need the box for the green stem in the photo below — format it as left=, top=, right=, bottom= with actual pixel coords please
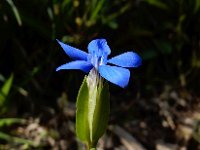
left=89, top=145, right=97, bottom=150
left=86, top=142, right=97, bottom=150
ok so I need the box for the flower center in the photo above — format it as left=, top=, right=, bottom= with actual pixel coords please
left=88, top=54, right=106, bottom=70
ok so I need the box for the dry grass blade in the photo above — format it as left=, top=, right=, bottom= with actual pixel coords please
left=109, top=125, right=146, bottom=150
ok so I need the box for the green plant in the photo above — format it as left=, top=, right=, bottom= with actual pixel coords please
left=0, top=74, right=14, bottom=114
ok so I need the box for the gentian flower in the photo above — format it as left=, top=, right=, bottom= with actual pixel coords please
left=56, top=39, right=142, bottom=88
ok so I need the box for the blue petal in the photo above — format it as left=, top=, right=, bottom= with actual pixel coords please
left=56, top=60, right=93, bottom=73
left=99, top=65, right=130, bottom=88
left=108, top=52, right=142, bottom=68
left=56, top=39, right=88, bottom=60
left=88, top=39, right=111, bottom=56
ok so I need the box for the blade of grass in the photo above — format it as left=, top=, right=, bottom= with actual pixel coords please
left=0, top=118, right=26, bottom=128
left=89, top=0, right=105, bottom=21
left=0, top=74, right=14, bottom=107
left=0, top=132, right=36, bottom=146
left=6, top=0, right=22, bottom=26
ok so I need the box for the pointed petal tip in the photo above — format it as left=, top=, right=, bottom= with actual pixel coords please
left=56, top=39, right=60, bottom=43
left=56, top=39, right=63, bottom=47
left=56, top=39, right=62, bottom=46
left=56, top=67, right=60, bottom=72
left=56, top=39, right=88, bottom=60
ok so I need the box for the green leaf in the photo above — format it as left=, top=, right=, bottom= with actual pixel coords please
left=91, top=82, right=110, bottom=147
left=0, top=74, right=14, bottom=107
left=76, top=77, right=90, bottom=142
left=143, top=0, right=168, bottom=10
left=76, top=70, right=110, bottom=149
left=194, top=0, right=200, bottom=13
left=89, top=0, right=105, bottom=21
left=0, top=132, right=36, bottom=146
left=0, top=118, right=26, bottom=128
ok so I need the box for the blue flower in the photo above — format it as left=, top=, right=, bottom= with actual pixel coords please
left=56, top=39, right=142, bottom=88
